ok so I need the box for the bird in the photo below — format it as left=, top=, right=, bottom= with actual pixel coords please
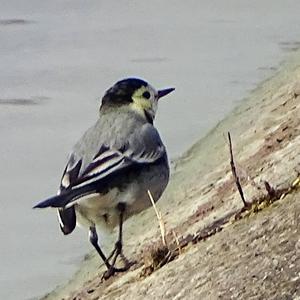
left=33, top=78, right=174, bottom=278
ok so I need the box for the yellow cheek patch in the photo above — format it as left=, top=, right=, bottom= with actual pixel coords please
left=130, top=100, right=149, bottom=116
left=131, top=87, right=152, bottom=115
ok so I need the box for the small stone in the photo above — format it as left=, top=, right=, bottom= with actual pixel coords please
left=295, top=240, right=300, bottom=252
left=291, top=276, right=300, bottom=282
left=272, top=258, right=279, bottom=267
left=293, top=82, right=300, bottom=97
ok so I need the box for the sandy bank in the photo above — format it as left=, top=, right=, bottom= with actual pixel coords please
left=42, top=50, right=300, bottom=300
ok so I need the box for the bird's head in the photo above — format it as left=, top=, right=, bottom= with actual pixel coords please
left=100, top=78, right=175, bottom=123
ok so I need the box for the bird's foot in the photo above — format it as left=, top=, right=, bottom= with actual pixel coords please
left=101, top=264, right=130, bottom=280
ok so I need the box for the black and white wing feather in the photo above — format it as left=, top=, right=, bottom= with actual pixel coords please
left=33, top=124, right=167, bottom=209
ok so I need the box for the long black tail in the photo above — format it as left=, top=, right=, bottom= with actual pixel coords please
left=33, top=183, right=96, bottom=209
left=33, top=192, right=73, bottom=208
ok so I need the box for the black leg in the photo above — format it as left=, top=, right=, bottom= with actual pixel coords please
left=109, top=206, right=125, bottom=267
left=103, top=203, right=131, bottom=279
left=89, top=226, right=112, bottom=270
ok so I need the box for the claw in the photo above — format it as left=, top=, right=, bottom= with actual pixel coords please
left=101, top=265, right=130, bottom=280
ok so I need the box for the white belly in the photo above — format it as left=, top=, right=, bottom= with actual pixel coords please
left=73, top=178, right=164, bottom=232
left=75, top=188, right=120, bottom=230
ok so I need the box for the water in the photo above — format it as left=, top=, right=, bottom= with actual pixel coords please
left=1, top=1, right=300, bottom=299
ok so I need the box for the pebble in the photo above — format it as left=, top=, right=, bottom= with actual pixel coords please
left=293, top=82, right=300, bottom=97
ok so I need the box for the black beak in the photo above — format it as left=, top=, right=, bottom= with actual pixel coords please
left=157, top=87, right=175, bottom=99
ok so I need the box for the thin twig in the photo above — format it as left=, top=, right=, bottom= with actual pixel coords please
left=227, top=132, right=247, bottom=207
left=147, top=190, right=167, bottom=246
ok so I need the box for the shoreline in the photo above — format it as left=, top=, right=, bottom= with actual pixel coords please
left=42, top=49, right=300, bottom=299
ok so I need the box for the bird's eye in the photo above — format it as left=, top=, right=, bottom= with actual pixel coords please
left=142, top=91, right=151, bottom=99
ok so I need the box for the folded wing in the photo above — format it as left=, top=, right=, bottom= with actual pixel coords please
left=34, top=124, right=166, bottom=209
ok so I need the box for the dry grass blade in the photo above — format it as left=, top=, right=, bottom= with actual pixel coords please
left=147, top=190, right=167, bottom=246
left=172, top=230, right=182, bottom=255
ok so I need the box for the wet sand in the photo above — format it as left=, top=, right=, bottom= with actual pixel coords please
left=1, top=1, right=300, bottom=299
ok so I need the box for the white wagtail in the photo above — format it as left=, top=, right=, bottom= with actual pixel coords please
left=34, top=78, right=174, bottom=278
